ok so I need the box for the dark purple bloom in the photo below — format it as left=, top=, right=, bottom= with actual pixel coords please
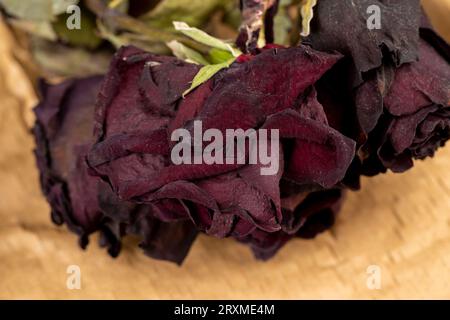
left=308, top=7, right=450, bottom=177
left=87, top=45, right=355, bottom=259
left=360, top=40, right=450, bottom=174
left=33, top=76, right=198, bottom=264
left=307, top=0, right=421, bottom=85
left=31, top=0, right=450, bottom=264
left=33, top=76, right=105, bottom=247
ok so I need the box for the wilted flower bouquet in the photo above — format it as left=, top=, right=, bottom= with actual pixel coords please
left=9, top=0, right=449, bottom=264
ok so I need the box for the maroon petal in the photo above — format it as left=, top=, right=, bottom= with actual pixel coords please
left=262, top=110, right=355, bottom=188
left=384, top=40, right=450, bottom=117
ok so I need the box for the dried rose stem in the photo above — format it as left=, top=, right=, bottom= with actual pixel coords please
left=264, top=0, right=280, bottom=44
left=236, top=0, right=279, bottom=53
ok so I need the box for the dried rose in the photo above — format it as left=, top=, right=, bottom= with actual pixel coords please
left=33, top=76, right=198, bottom=264
left=360, top=36, right=450, bottom=174
left=308, top=8, right=450, bottom=177
left=33, top=76, right=105, bottom=248
left=87, top=45, right=355, bottom=258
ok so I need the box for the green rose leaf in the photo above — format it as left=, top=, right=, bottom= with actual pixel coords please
left=183, top=57, right=235, bottom=96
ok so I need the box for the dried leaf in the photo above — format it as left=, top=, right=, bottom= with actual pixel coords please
left=31, top=37, right=111, bottom=77
left=0, top=0, right=53, bottom=21
left=208, top=47, right=234, bottom=64
left=300, top=0, right=317, bottom=37
left=52, top=8, right=102, bottom=49
left=97, top=20, right=128, bottom=48
left=8, top=19, right=57, bottom=41
left=52, top=0, right=79, bottom=15
left=273, top=0, right=293, bottom=45
left=236, top=0, right=267, bottom=53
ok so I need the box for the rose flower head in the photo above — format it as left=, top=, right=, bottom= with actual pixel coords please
left=33, top=75, right=198, bottom=264
left=86, top=44, right=355, bottom=259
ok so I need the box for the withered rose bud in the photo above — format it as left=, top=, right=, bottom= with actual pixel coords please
left=307, top=4, right=450, bottom=178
